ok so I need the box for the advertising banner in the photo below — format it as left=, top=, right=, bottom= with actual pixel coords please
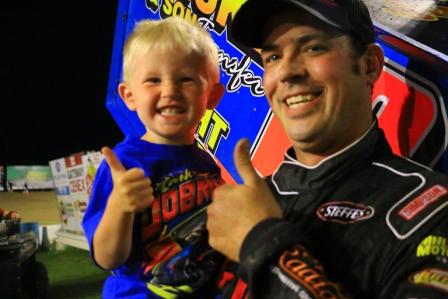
left=49, top=158, right=77, bottom=233
left=64, top=153, right=91, bottom=235
left=105, top=0, right=448, bottom=183
left=5, top=165, right=54, bottom=191
left=50, top=151, right=104, bottom=242
left=85, top=151, right=104, bottom=198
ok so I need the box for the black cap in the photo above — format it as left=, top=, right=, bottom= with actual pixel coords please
left=230, top=0, right=375, bottom=48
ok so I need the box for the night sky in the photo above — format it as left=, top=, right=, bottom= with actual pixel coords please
left=0, top=1, right=124, bottom=166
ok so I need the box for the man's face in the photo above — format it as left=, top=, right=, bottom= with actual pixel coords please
left=261, top=10, right=374, bottom=165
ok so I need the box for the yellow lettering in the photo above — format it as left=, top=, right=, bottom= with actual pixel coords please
left=162, top=0, right=174, bottom=15
left=207, top=111, right=229, bottom=152
left=417, top=244, right=431, bottom=257
left=173, top=1, right=185, bottom=16
left=198, top=110, right=213, bottom=139
left=183, top=7, right=198, bottom=23
left=215, top=0, right=246, bottom=27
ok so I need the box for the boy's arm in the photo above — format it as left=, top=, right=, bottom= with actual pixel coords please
left=93, top=147, right=153, bottom=270
left=93, top=192, right=136, bottom=270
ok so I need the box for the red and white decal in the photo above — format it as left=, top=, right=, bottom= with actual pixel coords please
left=399, top=185, right=448, bottom=220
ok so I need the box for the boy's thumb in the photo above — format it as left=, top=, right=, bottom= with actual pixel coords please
left=234, top=139, right=259, bottom=187
left=102, top=146, right=126, bottom=175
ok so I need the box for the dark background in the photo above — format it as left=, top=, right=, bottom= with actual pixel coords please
left=0, top=1, right=124, bottom=166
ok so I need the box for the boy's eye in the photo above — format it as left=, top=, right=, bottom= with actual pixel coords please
left=146, top=78, right=160, bottom=83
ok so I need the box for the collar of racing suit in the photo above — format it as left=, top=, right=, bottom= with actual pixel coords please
left=271, top=120, right=393, bottom=191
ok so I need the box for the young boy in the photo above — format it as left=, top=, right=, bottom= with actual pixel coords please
left=82, top=16, right=225, bottom=298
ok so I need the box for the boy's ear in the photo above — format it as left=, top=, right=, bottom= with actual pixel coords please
left=118, top=82, right=137, bottom=111
left=363, top=43, right=384, bottom=86
left=207, top=83, right=225, bottom=109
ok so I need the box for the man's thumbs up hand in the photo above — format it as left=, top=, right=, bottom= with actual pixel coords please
left=233, top=138, right=261, bottom=187
left=207, top=139, right=282, bottom=262
left=102, top=147, right=154, bottom=213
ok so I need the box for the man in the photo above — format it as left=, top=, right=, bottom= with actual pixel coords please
left=206, top=0, right=448, bottom=298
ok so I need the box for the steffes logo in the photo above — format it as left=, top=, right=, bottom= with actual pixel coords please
left=317, top=201, right=374, bottom=224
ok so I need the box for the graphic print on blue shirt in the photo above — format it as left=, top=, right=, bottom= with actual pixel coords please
left=140, top=168, right=223, bottom=278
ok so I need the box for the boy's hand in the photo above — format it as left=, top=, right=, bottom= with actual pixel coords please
left=206, top=139, right=282, bottom=261
left=102, top=146, right=154, bottom=213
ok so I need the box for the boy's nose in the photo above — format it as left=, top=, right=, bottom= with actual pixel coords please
left=161, top=81, right=179, bottom=98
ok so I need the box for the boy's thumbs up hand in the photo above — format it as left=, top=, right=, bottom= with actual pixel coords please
left=102, top=146, right=126, bottom=174
left=102, top=147, right=154, bottom=213
left=207, top=139, right=282, bottom=262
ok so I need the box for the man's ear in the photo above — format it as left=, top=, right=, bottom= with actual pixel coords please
left=363, top=43, right=385, bottom=86
left=118, top=82, right=137, bottom=111
left=207, top=83, right=225, bottom=109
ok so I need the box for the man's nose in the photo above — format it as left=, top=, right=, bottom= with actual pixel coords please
left=278, top=53, right=307, bottom=84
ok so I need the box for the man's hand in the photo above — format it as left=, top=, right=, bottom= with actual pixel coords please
left=206, top=139, right=282, bottom=261
left=102, top=146, right=153, bottom=213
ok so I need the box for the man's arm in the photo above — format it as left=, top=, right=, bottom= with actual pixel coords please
left=379, top=208, right=448, bottom=298
left=207, top=139, right=351, bottom=298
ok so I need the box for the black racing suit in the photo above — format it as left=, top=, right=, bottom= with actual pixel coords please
left=219, top=124, right=448, bottom=299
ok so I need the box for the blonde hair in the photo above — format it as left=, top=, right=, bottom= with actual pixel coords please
left=122, top=16, right=220, bottom=84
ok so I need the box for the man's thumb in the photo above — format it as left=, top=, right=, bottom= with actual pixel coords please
left=234, top=139, right=259, bottom=186
left=102, top=146, right=126, bottom=175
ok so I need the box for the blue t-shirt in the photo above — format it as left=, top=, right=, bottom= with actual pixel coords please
left=82, top=136, right=223, bottom=298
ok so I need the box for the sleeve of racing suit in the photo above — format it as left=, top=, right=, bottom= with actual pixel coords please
left=378, top=217, right=448, bottom=298
left=238, top=218, right=352, bottom=299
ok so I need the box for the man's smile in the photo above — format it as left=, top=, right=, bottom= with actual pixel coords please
left=285, top=92, right=321, bottom=108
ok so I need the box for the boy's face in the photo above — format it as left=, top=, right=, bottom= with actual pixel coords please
left=119, top=47, right=222, bottom=145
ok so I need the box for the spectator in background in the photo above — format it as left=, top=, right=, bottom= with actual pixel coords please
left=0, top=208, right=21, bottom=221
left=23, top=181, right=29, bottom=195
left=7, top=181, right=14, bottom=192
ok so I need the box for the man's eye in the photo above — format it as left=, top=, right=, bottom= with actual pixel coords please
left=263, top=54, right=279, bottom=65
left=305, top=44, right=326, bottom=53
